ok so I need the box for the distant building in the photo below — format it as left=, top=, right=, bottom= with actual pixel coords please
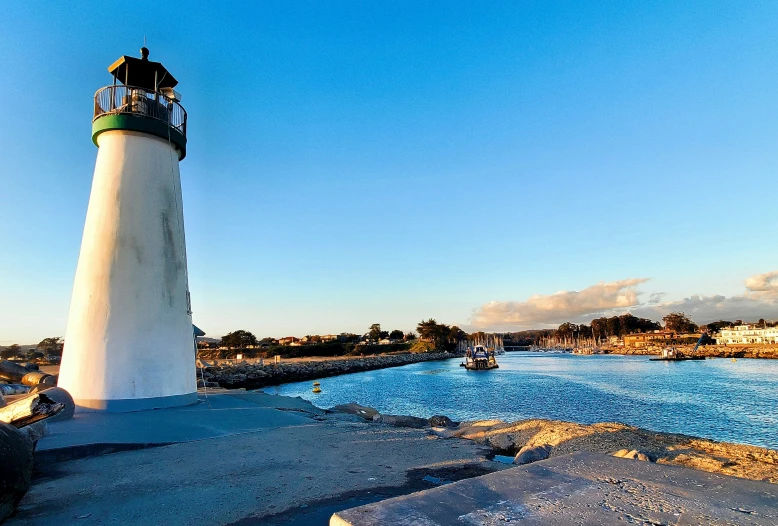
left=278, top=337, right=300, bottom=346
left=716, top=325, right=778, bottom=345
left=623, top=331, right=675, bottom=349
left=321, top=334, right=339, bottom=342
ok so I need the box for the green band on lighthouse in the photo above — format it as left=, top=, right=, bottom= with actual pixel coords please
left=92, top=114, right=187, bottom=160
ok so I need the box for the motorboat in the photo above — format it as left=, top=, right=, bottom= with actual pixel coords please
left=461, top=345, right=499, bottom=370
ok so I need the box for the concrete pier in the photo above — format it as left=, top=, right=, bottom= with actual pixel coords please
left=332, top=451, right=778, bottom=525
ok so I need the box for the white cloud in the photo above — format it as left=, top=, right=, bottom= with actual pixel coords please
left=470, top=278, right=649, bottom=329
left=745, top=270, right=778, bottom=299
left=469, top=270, right=778, bottom=330
left=633, top=271, right=778, bottom=323
left=632, top=293, right=778, bottom=324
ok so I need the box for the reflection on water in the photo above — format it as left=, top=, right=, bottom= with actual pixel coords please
left=273, top=352, right=778, bottom=449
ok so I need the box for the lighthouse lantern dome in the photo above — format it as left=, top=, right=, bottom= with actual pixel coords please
left=92, top=48, right=187, bottom=159
left=107, top=47, right=179, bottom=91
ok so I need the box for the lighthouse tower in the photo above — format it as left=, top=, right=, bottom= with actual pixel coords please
left=58, top=48, right=197, bottom=411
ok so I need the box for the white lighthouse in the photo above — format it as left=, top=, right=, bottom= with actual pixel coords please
left=58, top=48, right=197, bottom=411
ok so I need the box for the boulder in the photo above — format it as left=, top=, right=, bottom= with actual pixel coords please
left=428, top=415, right=457, bottom=428
left=487, top=433, right=518, bottom=453
left=513, top=444, right=552, bottom=465
left=19, top=420, right=48, bottom=444
left=372, top=414, right=429, bottom=429
left=612, top=449, right=651, bottom=461
left=0, top=422, right=33, bottom=522
left=330, top=403, right=379, bottom=420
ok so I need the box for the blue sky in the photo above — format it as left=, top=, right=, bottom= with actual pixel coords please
left=2, top=2, right=778, bottom=343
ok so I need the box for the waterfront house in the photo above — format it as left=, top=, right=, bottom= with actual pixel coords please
left=716, top=325, right=778, bottom=345
left=278, top=336, right=300, bottom=346
left=624, top=331, right=675, bottom=349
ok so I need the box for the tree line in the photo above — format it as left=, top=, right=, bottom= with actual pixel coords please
left=1, top=337, right=63, bottom=360
left=504, top=312, right=753, bottom=346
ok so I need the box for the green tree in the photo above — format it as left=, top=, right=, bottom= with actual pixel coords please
left=556, top=322, right=577, bottom=340
left=591, top=318, right=607, bottom=339
left=404, top=332, right=417, bottom=341
left=340, top=333, right=360, bottom=343
left=703, top=320, right=732, bottom=333
left=389, top=329, right=404, bottom=340
left=449, top=326, right=466, bottom=343
left=662, top=312, right=698, bottom=334
left=416, top=319, right=439, bottom=342
left=416, top=319, right=451, bottom=349
left=1, top=344, right=22, bottom=359
left=37, top=337, right=64, bottom=357
left=220, top=330, right=258, bottom=349
left=368, top=324, right=382, bottom=342
left=605, top=317, right=621, bottom=338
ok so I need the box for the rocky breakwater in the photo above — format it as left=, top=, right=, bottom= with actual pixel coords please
left=618, top=344, right=778, bottom=359
left=199, top=352, right=458, bottom=390
left=328, top=403, right=778, bottom=484
left=436, top=418, right=778, bottom=483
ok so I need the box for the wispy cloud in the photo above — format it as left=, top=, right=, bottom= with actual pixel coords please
left=470, top=278, right=649, bottom=329
left=469, top=270, right=778, bottom=330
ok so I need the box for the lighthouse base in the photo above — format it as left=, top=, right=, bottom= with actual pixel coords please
left=73, top=392, right=198, bottom=413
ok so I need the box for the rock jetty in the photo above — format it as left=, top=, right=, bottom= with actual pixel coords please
left=434, top=418, right=778, bottom=483
left=325, top=404, right=778, bottom=484
left=198, top=352, right=458, bottom=390
left=613, top=344, right=778, bottom=359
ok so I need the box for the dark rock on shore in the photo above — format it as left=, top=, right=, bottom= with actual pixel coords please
left=514, top=444, right=551, bottom=465
left=200, top=352, right=459, bottom=390
left=330, top=403, right=378, bottom=420
left=373, top=414, right=429, bottom=429
left=0, top=422, right=33, bottom=522
left=428, top=415, right=457, bottom=428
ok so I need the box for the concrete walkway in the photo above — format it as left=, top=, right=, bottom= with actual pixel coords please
left=12, top=392, right=778, bottom=525
left=35, top=390, right=321, bottom=461
left=9, top=391, right=498, bottom=525
left=332, top=451, right=778, bottom=525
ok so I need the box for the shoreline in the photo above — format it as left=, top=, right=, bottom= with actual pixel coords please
left=312, top=399, right=778, bottom=485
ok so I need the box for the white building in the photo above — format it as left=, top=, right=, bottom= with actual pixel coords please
left=716, top=325, right=778, bottom=345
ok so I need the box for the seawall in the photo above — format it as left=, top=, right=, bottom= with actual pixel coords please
left=199, top=352, right=460, bottom=390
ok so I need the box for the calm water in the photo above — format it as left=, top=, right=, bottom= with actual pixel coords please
left=272, top=352, right=778, bottom=449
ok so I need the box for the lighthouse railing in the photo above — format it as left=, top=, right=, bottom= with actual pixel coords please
left=93, top=85, right=187, bottom=137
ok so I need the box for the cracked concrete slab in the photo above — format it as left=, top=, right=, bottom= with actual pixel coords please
left=332, top=452, right=778, bottom=525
